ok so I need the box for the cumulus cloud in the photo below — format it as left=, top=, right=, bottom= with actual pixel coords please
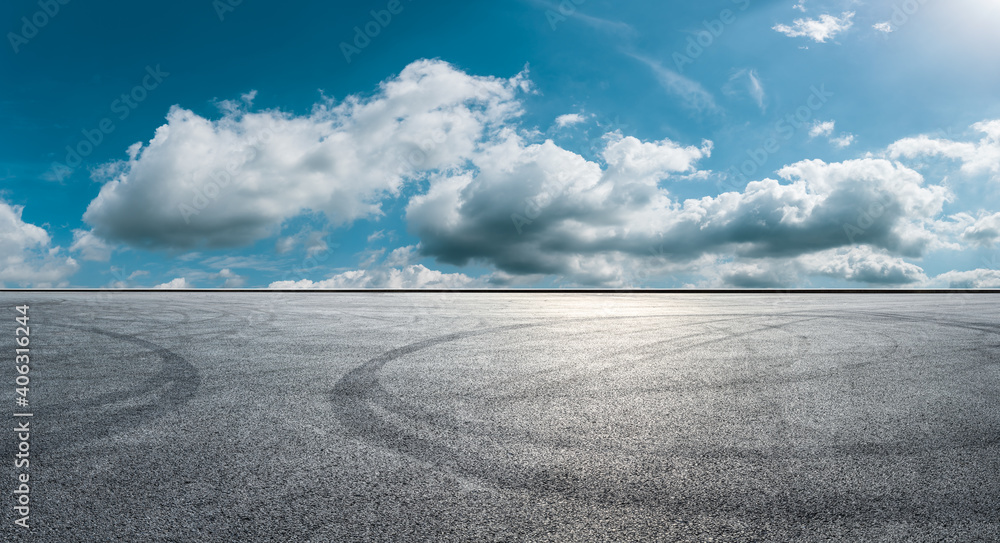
left=808, top=121, right=853, bottom=147
left=716, top=261, right=800, bottom=288
left=773, top=12, right=855, bottom=43
left=930, top=269, right=1000, bottom=289
left=873, top=21, right=893, bottom=33
left=269, top=264, right=478, bottom=289
left=809, top=120, right=835, bottom=138
left=798, top=247, right=926, bottom=284
left=217, top=268, right=246, bottom=288
left=406, top=110, right=949, bottom=284
left=84, top=59, right=529, bottom=250
left=384, top=245, right=418, bottom=267
left=69, top=229, right=112, bottom=262
left=154, top=277, right=191, bottom=289
left=406, top=130, right=709, bottom=283
left=888, top=120, right=1000, bottom=178
left=712, top=247, right=927, bottom=287
left=555, top=113, right=586, bottom=128
left=78, top=59, right=994, bottom=289
left=949, top=211, right=1000, bottom=247
left=0, top=201, right=78, bottom=287
left=830, top=134, right=855, bottom=148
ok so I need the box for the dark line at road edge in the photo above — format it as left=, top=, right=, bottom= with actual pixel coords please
left=2, top=289, right=1000, bottom=294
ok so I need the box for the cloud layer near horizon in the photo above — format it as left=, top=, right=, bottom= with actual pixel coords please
left=60, top=59, right=1000, bottom=289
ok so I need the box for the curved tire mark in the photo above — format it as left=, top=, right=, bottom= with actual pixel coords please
left=20, top=323, right=200, bottom=452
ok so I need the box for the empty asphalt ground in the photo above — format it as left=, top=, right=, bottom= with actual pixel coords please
left=1, top=293, right=998, bottom=541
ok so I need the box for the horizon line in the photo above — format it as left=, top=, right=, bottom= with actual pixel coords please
left=2, top=288, right=999, bottom=294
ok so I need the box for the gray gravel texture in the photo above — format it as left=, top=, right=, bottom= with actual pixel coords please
left=0, top=292, right=998, bottom=542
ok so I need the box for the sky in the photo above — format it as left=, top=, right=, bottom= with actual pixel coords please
left=3, top=0, right=1000, bottom=289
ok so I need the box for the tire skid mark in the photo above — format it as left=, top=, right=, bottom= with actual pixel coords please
left=846, top=310, right=1000, bottom=337
left=328, top=306, right=1000, bottom=515
left=329, top=323, right=598, bottom=494
left=11, top=323, right=201, bottom=452
left=346, top=313, right=806, bottom=445
left=636, top=315, right=823, bottom=362
left=328, top=312, right=842, bottom=503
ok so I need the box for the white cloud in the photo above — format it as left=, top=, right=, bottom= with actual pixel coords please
left=78, top=60, right=999, bottom=289
left=714, top=260, right=801, bottom=288
left=384, top=245, right=418, bottom=267
left=773, top=11, right=855, bottom=43
left=873, top=21, right=893, bottom=33
left=809, top=121, right=853, bottom=148
left=793, top=1, right=807, bottom=13
left=951, top=211, right=1000, bottom=247
left=929, top=268, right=1000, bottom=288
left=809, top=120, right=836, bottom=138
left=831, top=133, right=855, bottom=148
left=70, top=229, right=112, bottom=261
left=405, top=112, right=949, bottom=285
left=798, top=246, right=926, bottom=284
left=84, top=59, right=529, bottom=250
left=0, top=201, right=78, bottom=287
left=154, top=277, right=191, bottom=289
left=711, top=247, right=927, bottom=287
left=217, top=268, right=246, bottom=288
left=269, top=264, right=478, bottom=289
left=555, top=113, right=586, bottom=128
left=602, top=130, right=713, bottom=176
left=888, top=120, right=1000, bottom=179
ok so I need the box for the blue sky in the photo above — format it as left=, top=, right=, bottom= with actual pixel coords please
left=3, top=0, right=1000, bottom=288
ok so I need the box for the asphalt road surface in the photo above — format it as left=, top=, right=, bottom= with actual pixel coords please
left=1, top=293, right=998, bottom=541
